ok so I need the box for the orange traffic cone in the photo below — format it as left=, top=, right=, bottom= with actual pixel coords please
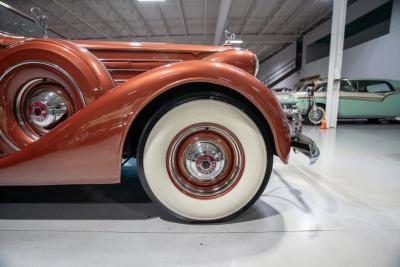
left=320, top=117, right=327, bottom=129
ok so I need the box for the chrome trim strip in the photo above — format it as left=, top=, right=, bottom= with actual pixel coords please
left=0, top=130, right=20, bottom=151
left=113, top=79, right=127, bottom=84
left=99, top=58, right=183, bottom=63
left=295, top=92, right=397, bottom=102
left=15, top=78, right=43, bottom=141
left=108, top=68, right=148, bottom=72
left=254, top=54, right=259, bottom=76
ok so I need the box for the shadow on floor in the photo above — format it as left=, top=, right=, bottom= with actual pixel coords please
left=0, top=198, right=280, bottom=226
left=0, top=159, right=277, bottom=224
left=0, top=182, right=150, bottom=203
left=337, top=119, right=399, bottom=125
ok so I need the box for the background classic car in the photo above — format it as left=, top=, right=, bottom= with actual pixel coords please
left=275, top=79, right=400, bottom=125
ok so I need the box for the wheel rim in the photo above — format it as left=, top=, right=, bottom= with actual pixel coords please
left=309, top=107, right=324, bottom=124
left=166, top=123, right=245, bottom=199
left=15, top=78, right=75, bottom=139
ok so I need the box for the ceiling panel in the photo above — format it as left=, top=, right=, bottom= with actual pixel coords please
left=2, top=0, right=337, bottom=61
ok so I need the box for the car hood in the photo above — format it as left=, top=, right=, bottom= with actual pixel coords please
left=72, top=40, right=257, bottom=84
left=0, top=34, right=257, bottom=84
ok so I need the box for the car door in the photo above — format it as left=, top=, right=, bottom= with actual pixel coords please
left=342, top=80, right=399, bottom=118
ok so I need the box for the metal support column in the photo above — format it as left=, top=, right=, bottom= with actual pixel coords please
left=325, top=0, right=347, bottom=128
left=213, top=0, right=232, bottom=45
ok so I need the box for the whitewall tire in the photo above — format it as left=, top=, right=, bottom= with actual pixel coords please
left=136, top=93, right=273, bottom=222
left=306, top=105, right=325, bottom=125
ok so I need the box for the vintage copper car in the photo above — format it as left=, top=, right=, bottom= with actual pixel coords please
left=0, top=31, right=319, bottom=222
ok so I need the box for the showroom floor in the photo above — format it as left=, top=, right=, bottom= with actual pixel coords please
left=0, top=123, right=399, bottom=267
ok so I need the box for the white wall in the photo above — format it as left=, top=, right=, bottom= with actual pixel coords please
left=257, top=42, right=296, bottom=87
left=301, top=30, right=400, bottom=80
left=390, top=0, right=400, bottom=32
left=273, top=71, right=300, bottom=89
left=258, top=0, right=400, bottom=89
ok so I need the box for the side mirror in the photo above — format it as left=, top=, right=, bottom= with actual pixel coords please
left=31, top=7, right=48, bottom=39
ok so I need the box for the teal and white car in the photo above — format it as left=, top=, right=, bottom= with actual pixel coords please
left=275, top=79, right=400, bottom=124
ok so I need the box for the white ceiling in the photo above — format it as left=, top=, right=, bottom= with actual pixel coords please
left=4, top=0, right=336, bottom=61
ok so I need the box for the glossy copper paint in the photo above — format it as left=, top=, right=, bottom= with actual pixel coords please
left=0, top=39, right=114, bottom=153
left=73, top=40, right=256, bottom=84
left=202, top=49, right=257, bottom=76
left=0, top=34, right=25, bottom=47
left=0, top=36, right=290, bottom=186
left=1, top=36, right=256, bottom=81
left=0, top=59, right=290, bottom=185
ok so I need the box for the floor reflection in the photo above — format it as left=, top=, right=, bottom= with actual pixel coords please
left=0, top=158, right=149, bottom=203
left=270, top=170, right=312, bottom=214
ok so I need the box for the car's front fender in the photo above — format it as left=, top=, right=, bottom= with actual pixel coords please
left=0, top=60, right=290, bottom=185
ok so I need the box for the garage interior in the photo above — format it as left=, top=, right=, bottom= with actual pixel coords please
left=0, top=0, right=399, bottom=266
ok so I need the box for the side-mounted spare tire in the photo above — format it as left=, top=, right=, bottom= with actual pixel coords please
left=0, top=39, right=114, bottom=155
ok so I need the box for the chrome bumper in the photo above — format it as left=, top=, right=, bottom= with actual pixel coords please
left=289, top=107, right=320, bottom=165
left=291, top=132, right=320, bottom=165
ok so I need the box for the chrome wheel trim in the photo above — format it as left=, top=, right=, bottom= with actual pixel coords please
left=167, top=123, right=244, bottom=199
left=15, top=78, right=42, bottom=140
left=28, top=90, right=68, bottom=128
left=15, top=78, right=74, bottom=139
left=185, top=141, right=226, bottom=181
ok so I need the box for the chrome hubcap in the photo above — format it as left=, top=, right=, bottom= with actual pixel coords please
left=15, top=78, right=74, bottom=139
left=28, top=91, right=68, bottom=128
left=167, top=123, right=245, bottom=199
left=185, top=141, right=225, bottom=180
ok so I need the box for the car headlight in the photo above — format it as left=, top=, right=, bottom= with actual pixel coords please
left=254, top=54, right=259, bottom=77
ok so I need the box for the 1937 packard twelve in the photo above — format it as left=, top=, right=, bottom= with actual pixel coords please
left=0, top=23, right=319, bottom=221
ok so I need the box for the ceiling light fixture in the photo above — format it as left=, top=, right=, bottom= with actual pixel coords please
left=227, top=40, right=243, bottom=44
left=137, top=0, right=166, bottom=2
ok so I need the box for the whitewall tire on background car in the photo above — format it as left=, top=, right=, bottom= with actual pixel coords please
left=137, top=92, right=273, bottom=222
left=306, top=105, right=325, bottom=125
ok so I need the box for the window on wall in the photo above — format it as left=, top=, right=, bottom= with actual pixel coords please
left=306, top=1, right=393, bottom=63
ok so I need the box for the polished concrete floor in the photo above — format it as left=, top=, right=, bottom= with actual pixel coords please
left=0, top=123, right=399, bottom=266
